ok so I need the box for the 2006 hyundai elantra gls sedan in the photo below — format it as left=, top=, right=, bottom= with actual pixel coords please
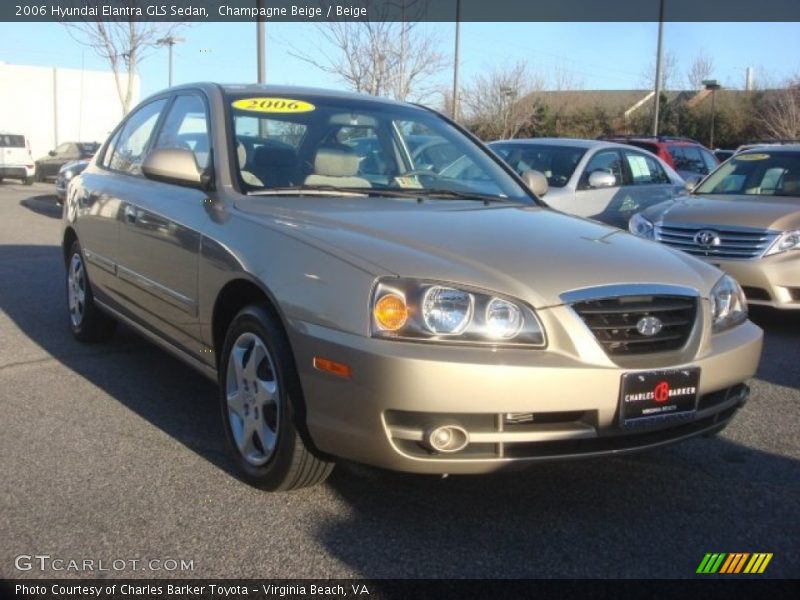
left=62, top=84, right=763, bottom=490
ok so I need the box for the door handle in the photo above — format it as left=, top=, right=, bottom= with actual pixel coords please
left=124, top=205, right=138, bottom=224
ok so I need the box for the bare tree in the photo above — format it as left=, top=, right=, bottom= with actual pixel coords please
left=640, top=51, right=679, bottom=91
left=461, top=61, right=545, bottom=140
left=65, top=2, right=187, bottom=115
left=761, top=75, right=800, bottom=139
left=686, top=52, right=715, bottom=89
left=290, top=1, right=445, bottom=102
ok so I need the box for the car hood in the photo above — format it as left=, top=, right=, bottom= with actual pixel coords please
left=236, top=196, right=721, bottom=308
left=642, top=194, right=800, bottom=231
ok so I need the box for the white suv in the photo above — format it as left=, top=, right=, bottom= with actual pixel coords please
left=0, top=132, right=35, bottom=185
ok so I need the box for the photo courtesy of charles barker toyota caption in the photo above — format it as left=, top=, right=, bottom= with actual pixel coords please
left=61, top=84, right=761, bottom=490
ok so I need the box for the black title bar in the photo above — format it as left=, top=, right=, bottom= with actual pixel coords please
left=3, top=0, right=800, bottom=22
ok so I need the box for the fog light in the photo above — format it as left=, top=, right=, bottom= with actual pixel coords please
left=424, top=425, right=469, bottom=453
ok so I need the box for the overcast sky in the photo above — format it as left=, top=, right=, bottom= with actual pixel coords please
left=1, top=21, right=798, bottom=104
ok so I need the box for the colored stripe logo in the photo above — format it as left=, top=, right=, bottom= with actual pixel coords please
left=697, top=553, right=773, bottom=574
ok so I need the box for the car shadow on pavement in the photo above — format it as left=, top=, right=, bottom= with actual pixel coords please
left=1, top=243, right=798, bottom=579
left=0, top=243, right=234, bottom=477
left=317, top=435, right=800, bottom=579
left=748, top=306, right=800, bottom=389
left=20, top=194, right=62, bottom=219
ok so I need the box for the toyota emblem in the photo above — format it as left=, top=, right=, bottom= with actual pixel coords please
left=694, top=230, right=721, bottom=248
left=636, top=316, right=663, bottom=337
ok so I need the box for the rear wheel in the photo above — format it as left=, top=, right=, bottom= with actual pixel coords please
left=219, top=305, right=334, bottom=490
left=23, top=176, right=34, bottom=186
left=66, top=240, right=116, bottom=343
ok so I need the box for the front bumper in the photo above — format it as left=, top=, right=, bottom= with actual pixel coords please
left=289, top=317, right=763, bottom=474
left=710, top=254, right=800, bottom=310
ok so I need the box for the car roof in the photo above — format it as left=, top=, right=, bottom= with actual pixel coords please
left=738, top=144, right=800, bottom=154
left=488, top=138, right=634, bottom=151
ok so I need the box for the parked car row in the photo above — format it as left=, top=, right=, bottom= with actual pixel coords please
left=0, top=132, right=98, bottom=195
left=61, top=83, right=765, bottom=492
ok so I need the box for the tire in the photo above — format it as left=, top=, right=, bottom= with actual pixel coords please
left=35, top=166, right=44, bottom=183
left=66, top=240, right=117, bottom=343
left=23, top=176, right=34, bottom=186
left=219, top=305, right=334, bottom=491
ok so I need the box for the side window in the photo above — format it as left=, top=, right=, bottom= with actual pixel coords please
left=153, top=94, right=211, bottom=170
left=580, top=150, right=623, bottom=189
left=54, top=143, right=72, bottom=157
left=700, top=149, right=718, bottom=173
left=106, top=99, right=168, bottom=175
left=680, top=147, right=707, bottom=174
left=101, top=129, right=122, bottom=169
left=623, top=150, right=670, bottom=185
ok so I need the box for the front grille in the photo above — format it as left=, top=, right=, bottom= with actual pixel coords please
left=742, top=286, right=771, bottom=301
left=571, top=295, right=697, bottom=355
left=655, top=223, right=777, bottom=260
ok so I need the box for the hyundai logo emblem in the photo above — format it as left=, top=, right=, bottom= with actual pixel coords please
left=694, top=230, right=721, bottom=248
left=636, top=316, right=663, bottom=337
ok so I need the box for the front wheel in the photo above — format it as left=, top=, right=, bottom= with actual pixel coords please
left=23, top=176, right=34, bottom=186
left=66, top=241, right=116, bottom=342
left=219, top=305, right=334, bottom=490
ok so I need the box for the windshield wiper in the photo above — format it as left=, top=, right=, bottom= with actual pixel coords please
left=248, top=185, right=370, bottom=197
left=421, top=189, right=516, bottom=204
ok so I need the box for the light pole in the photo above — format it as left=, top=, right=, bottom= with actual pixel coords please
left=257, top=0, right=266, bottom=84
left=452, top=0, right=461, bottom=120
left=652, top=0, right=665, bottom=136
left=157, top=36, right=185, bottom=87
left=703, top=79, right=721, bottom=148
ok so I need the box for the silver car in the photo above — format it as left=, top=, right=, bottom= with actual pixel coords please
left=490, top=138, right=687, bottom=228
left=62, top=84, right=762, bottom=491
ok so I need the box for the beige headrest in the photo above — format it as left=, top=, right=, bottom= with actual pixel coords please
left=237, top=142, right=246, bottom=167
left=314, top=147, right=359, bottom=177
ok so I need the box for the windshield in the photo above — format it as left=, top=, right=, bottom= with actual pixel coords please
left=695, top=151, right=800, bottom=197
left=226, top=93, right=533, bottom=203
left=489, top=143, right=586, bottom=188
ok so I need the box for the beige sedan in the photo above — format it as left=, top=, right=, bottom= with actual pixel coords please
left=631, top=146, right=800, bottom=310
left=62, top=84, right=762, bottom=490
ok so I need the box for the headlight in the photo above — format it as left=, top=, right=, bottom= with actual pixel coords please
left=764, top=230, right=800, bottom=256
left=63, top=170, right=75, bottom=180
left=371, top=278, right=545, bottom=347
left=629, top=213, right=654, bottom=239
left=710, top=274, right=748, bottom=332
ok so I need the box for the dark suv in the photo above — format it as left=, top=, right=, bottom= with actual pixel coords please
left=602, top=136, right=718, bottom=183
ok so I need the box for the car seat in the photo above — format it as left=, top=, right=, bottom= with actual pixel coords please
left=304, top=146, right=371, bottom=188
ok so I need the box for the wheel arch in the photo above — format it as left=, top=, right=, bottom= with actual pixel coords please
left=62, top=226, right=78, bottom=265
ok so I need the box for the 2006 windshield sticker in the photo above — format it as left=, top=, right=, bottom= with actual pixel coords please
left=232, top=98, right=315, bottom=113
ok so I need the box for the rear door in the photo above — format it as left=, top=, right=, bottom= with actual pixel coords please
left=616, top=148, right=677, bottom=225
left=75, top=98, right=169, bottom=306
left=1, top=134, right=29, bottom=170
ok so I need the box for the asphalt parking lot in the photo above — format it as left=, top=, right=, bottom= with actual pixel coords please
left=0, top=181, right=798, bottom=579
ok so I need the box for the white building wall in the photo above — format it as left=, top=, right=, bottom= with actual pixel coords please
left=0, top=62, right=139, bottom=160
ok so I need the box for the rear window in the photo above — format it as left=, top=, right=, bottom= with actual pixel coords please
left=78, top=142, right=100, bottom=155
left=491, top=143, right=587, bottom=188
left=0, top=134, right=25, bottom=148
left=627, top=141, right=660, bottom=155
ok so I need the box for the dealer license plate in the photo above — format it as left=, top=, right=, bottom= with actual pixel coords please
left=619, top=368, right=700, bottom=427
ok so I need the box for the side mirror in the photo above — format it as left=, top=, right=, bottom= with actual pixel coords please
left=48, top=150, right=56, bottom=157
left=521, top=169, right=549, bottom=197
left=588, top=170, right=616, bottom=189
left=684, top=176, right=701, bottom=193
left=142, top=148, right=203, bottom=189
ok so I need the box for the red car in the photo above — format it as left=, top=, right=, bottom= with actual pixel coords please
left=602, top=136, right=718, bottom=183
